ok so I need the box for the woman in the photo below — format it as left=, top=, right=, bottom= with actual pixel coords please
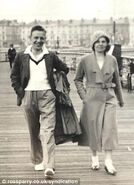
left=74, top=31, right=124, bottom=175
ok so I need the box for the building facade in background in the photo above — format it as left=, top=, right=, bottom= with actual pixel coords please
left=0, top=18, right=131, bottom=50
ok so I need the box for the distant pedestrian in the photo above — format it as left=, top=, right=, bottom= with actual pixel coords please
left=8, top=44, right=16, bottom=68
left=74, top=31, right=124, bottom=175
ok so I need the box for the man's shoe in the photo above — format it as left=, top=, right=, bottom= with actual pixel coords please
left=44, top=168, right=55, bottom=178
left=34, top=162, right=45, bottom=171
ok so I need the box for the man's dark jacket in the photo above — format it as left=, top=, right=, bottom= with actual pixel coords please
left=8, top=48, right=16, bottom=61
left=10, top=51, right=69, bottom=106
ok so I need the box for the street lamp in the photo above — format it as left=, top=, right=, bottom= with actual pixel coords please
left=113, top=20, right=116, bottom=44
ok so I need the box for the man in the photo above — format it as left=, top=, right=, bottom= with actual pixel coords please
left=10, top=25, right=69, bottom=177
left=8, top=44, right=16, bottom=68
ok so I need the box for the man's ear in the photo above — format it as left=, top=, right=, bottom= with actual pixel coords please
left=27, top=36, right=31, bottom=45
left=29, top=35, right=31, bottom=40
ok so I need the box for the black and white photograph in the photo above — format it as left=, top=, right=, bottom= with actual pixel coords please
left=0, top=0, right=134, bottom=185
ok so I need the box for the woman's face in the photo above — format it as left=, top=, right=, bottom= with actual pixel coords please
left=94, top=37, right=108, bottom=53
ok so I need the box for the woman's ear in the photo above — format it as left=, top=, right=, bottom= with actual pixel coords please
left=27, top=36, right=31, bottom=45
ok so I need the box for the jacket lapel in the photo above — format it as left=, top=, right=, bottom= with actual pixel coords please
left=23, top=54, right=30, bottom=79
left=44, top=54, right=52, bottom=79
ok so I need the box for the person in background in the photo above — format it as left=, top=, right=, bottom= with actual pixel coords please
left=10, top=25, right=69, bottom=178
left=8, top=44, right=16, bottom=68
left=74, top=31, right=124, bottom=175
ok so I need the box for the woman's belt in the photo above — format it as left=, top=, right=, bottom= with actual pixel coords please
left=87, top=83, right=116, bottom=89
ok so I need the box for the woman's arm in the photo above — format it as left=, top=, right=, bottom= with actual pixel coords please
left=74, top=60, right=86, bottom=100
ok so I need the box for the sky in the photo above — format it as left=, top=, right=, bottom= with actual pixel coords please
left=0, top=0, right=133, bottom=22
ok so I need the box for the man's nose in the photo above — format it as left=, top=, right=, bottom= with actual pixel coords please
left=37, top=38, right=42, bottom=42
left=37, top=37, right=45, bottom=42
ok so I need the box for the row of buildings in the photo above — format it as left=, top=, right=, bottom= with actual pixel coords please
left=0, top=18, right=132, bottom=50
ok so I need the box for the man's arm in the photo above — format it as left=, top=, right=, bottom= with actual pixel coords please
left=52, top=53, right=69, bottom=74
left=10, top=53, right=24, bottom=98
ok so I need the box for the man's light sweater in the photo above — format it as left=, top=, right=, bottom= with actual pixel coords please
left=24, top=45, right=51, bottom=91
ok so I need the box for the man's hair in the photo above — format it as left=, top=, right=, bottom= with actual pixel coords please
left=30, top=25, right=46, bottom=36
left=10, top=44, right=13, bottom=47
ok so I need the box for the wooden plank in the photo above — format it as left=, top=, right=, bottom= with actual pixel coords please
left=0, top=63, right=134, bottom=185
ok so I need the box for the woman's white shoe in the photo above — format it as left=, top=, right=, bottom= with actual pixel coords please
left=91, top=156, right=100, bottom=170
left=104, top=159, right=117, bottom=175
left=44, top=168, right=55, bottom=178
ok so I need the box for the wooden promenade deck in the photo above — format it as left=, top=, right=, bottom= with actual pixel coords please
left=0, top=62, right=134, bottom=185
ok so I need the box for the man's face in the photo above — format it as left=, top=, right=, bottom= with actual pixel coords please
left=30, top=30, right=46, bottom=51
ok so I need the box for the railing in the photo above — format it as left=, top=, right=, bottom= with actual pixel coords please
left=58, top=51, right=85, bottom=70
left=121, top=55, right=134, bottom=91
left=58, top=52, right=134, bottom=91
left=0, top=50, right=134, bottom=91
left=0, top=51, right=8, bottom=62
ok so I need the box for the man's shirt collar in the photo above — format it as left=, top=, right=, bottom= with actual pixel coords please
left=24, top=45, right=49, bottom=55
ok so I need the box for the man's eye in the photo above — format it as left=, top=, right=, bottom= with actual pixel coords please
left=34, top=37, right=44, bottom=40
